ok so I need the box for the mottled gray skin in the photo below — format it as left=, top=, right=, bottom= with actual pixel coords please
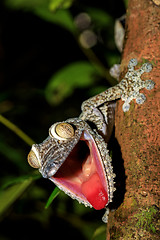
left=80, top=59, right=154, bottom=126
left=29, top=59, right=155, bottom=222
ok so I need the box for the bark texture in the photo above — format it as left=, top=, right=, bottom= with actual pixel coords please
left=107, top=0, right=160, bottom=239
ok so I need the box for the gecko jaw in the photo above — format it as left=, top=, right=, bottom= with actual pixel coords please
left=50, top=130, right=109, bottom=210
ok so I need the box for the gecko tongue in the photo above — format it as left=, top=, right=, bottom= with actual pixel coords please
left=81, top=173, right=108, bottom=210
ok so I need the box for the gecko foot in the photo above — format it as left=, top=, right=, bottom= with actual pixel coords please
left=121, top=59, right=155, bottom=112
left=102, top=208, right=109, bottom=223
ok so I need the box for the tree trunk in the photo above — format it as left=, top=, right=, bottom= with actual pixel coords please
left=107, top=0, right=160, bottom=239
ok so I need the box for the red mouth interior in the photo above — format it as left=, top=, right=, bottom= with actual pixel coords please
left=52, top=132, right=108, bottom=210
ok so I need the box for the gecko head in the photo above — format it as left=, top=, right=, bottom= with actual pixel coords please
left=27, top=118, right=115, bottom=210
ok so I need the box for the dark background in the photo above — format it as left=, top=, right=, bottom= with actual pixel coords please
left=0, top=0, right=125, bottom=239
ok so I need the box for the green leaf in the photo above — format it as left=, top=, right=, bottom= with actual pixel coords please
left=5, top=0, right=74, bottom=11
left=0, top=178, right=33, bottom=216
left=45, top=61, right=97, bottom=105
left=1, top=173, right=41, bottom=191
left=5, top=0, right=75, bottom=33
left=34, top=7, right=75, bottom=33
left=45, top=187, right=60, bottom=209
left=123, top=0, right=128, bottom=9
left=49, top=0, right=74, bottom=11
left=86, top=7, right=112, bottom=28
left=4, top=0, right=48, bottom=9
left=92, top=225, right=106, bottom=240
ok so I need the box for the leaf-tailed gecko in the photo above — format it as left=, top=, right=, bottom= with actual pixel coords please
left=27, top=59, right=155, bottom=222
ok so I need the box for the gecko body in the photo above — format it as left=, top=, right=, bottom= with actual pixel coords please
left=27, top=59, right=154, bottom=222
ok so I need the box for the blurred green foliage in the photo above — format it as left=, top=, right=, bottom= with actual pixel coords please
left=45, top=61, right=97, bottom=105
left=0, top=0, right=126, bottom=239
left=0, top=175, right=38, bottom=216
left=45, top=186, right=61, bottom=208
left=35, top=7, right=75, bottom=32
left=5, top=0, right=74, bottom=11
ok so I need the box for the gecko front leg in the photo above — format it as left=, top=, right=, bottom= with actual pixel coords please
left=80, top=59, right=155, bottom=130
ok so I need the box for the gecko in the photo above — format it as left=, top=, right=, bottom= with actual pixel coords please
left=27, top=59, right=155, bottom=222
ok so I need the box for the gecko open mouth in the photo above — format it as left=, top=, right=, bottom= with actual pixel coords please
left=51, top=131, right=109, bottom=210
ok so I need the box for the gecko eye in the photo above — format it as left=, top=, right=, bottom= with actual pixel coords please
left=49, top=122, right=75, bottom=140
left=27, top=149, right=41, bottom=168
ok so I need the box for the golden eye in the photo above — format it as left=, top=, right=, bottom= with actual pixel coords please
left=27, top=149, right=41, bottom=168
left=49, top=122, right=75, bottom=140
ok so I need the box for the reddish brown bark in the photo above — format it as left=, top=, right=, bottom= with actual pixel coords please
left=107, top=0, right=160, bottom=239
